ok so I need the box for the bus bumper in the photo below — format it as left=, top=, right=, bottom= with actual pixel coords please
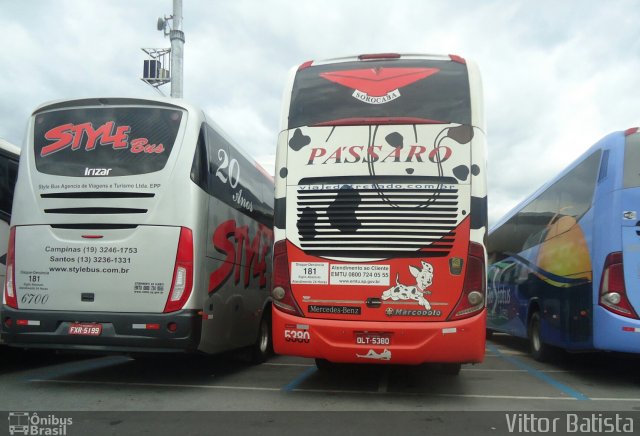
left=593, top=306, right=640, bottom=353
left=272, top=307, right=486, bottom=364
left=0, top=306, right=202, bottom=354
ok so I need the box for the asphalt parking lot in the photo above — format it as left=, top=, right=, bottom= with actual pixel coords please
left=1, top=334, right=639, bottom=435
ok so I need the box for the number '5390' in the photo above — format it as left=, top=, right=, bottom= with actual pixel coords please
left=284, top=329, right=310, bottom=343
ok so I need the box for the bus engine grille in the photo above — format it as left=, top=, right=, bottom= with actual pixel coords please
left=295, top=178, right=462, bottom=258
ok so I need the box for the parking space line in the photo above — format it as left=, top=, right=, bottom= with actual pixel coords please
left=34, top=378, right=640, bottom=402
left=290, top=387, right=577, bottom=400
left=31, top=379, right=281, bottom=391
left=22, top=356, right=131, bottom=382
left=30, top=378, right=574, bottom=400
left=486, top=343, right=590, bottom=401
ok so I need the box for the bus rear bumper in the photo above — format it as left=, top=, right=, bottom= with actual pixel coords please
left=272, top=307, right=486, bottom=364
left=0, top=306, right=202, bottom=354
left=593, top=307, right=640, bottom=353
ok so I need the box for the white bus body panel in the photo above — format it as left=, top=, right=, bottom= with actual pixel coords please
left=14, top=225, right=178, bottom=312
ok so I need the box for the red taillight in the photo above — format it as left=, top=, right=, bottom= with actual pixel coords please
left=358, top=53, right=401, bottom=60
left=271, top=240, right=304, bottom=317
left=4, top=227, right=17, bottom=309
left=449, top=54, right=467, bottom=64
left=163, top=227, right=194, bottom=313
left=448, top=242, right=486, bottom=321
left=599, top=252, right=639, bottom=319
left=298, top=60, right=314, bottom=71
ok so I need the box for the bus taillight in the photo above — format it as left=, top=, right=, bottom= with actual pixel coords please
left=164, top=227, right=194, bottom=313
left=599, top=252, right=639, bottom=319
left=272, top=240, right=304, bottom=317
left=449, top=242, right=486, bottom=321
left=4, top=227, right=17, bottom=309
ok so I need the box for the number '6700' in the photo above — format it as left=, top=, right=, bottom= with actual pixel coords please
left=284, top=329, right=310, bottom=343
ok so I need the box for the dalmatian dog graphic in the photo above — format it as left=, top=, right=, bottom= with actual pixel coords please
left=381, top=261, right=434, bottom=310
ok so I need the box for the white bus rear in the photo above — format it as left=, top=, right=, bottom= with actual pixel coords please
left=2, top=97, right=274, bottom=359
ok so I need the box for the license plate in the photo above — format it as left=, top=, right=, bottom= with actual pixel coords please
left=354, top=331, right=392, bottom=346
left=68, top=323, right=102, bottom=336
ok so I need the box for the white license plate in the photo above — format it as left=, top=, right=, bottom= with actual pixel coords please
left=354, top=332, right=392, bottom=346
left=68, top=323, right=102, bottom=336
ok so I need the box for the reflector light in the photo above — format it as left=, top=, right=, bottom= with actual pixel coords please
left=132, top=323, right=160, bottom=330
left=16, top=319, right=40, bottom=326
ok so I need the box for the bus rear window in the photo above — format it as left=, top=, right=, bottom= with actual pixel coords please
left=288, top=59, right=471, bottom=129
left=33, top=107, right=183, bottom=177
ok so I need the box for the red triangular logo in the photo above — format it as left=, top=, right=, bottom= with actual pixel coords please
left=320, top=68, right=439, bottom=97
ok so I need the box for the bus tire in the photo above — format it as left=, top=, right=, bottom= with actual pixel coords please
left=250, top=312, right=272, bottom=364
left=528, top=311, right=551, bottom=362
left=486, top=329, right=494, bottom=340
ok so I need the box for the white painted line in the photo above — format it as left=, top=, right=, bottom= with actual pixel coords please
left=589, top=397, right=640, bottom=402
left=288, top=388, right=578, bottom=400
left=33, top=379, right=640, bottom=403
left=31, top=379, right=280, bottom=392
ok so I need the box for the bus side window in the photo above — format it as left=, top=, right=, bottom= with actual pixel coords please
left=227, top=146, right=273, bottom=225
left=205, top=125, right=232, bottom=199
left=190, top=127, right=209, bottom=192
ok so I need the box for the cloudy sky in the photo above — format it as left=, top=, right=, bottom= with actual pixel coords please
left=1, top=0, right=638, bottom=226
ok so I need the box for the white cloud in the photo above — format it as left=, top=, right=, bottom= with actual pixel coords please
left=1, top=0, right=639, bottom=229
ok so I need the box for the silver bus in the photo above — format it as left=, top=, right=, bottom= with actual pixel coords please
left=2, top=97, right=274, bottom=361
left=0, top=138, right=20, bottom=298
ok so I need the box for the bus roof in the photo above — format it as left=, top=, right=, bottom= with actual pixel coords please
left=299, top=53, right=462, bottom=68
left=0, top=137, right=20, bottom=156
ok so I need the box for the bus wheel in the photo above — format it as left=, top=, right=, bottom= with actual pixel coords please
left=528, top=311, right=550, bottom=362
left=440, top=363, right=462, bottom=375
left=486, top=329, right=494, bottom=340
left=250, top=313, right=272, bottom=364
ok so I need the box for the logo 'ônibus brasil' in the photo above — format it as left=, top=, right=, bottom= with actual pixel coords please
left=40, top=121, right=164, bottom=157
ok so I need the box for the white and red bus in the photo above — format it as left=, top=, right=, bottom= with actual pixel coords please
left=272, top=53, right=487, bottom=372
left=2, top=97, right=274, bottom=360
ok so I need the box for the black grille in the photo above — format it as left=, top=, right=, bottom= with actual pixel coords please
left=44, top=207, right=147, bottom=214
left=295, top=176, right=463, bottom=258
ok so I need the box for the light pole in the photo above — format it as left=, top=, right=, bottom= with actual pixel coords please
left=148, top=0, right=185, bottom=98
left=169, top=0, right=185, bottom=98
